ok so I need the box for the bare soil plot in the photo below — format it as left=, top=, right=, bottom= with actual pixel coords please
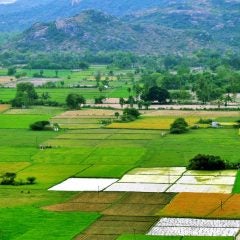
left=54, top=109, right=121, bottom=118
left=77, top=215, right=158, bottom=239
left=6, top=78, right=59, bottom=87
left=44, top=192, right=125, bottom=212
left=45, top=192, right=174, bottom=216
left=0, top=104, right=10, bottom=112
left=0, top=76, right=16, bottom=85
left=120, top=192, right=176, bottom=205
left=102, top=203, right=166, bottom=216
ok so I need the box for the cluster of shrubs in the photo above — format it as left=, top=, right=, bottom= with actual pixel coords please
left=30, top=121, right=50, bottom=131
left=120, top=108, right=140, bottom=122
left=197, top=118, right=213, bottom=124
left=30, top=121, right=60, bottom=131
left=170, top=118, right=189, bottom=134
left=188, top=154, right=240, bottom=170
left=0, top=172, right=36, bottom=186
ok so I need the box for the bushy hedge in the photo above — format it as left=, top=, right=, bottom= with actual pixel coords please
left=188, top=154, right=240, bottom=170
left=170, top=118, right=188, bottom=134
left=30, top=121, right=50, bottom=131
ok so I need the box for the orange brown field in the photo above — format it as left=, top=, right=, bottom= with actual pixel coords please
left=158, top=192, right=232, bottom=218
left=0, top=104, right=10, bottom=112
left=0, top=76, right=16, bottom=84
left=209, top=194, right=240, bottom=219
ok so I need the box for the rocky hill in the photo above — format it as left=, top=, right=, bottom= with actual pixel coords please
left=1, top=0, right=240, bottom=54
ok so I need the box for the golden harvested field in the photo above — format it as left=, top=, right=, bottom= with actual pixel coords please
left=0, top=76, right=16, bottom=84
left=144, top=110, right=240, bottom=118
left=108, top=116, right=200, bottom=130
left=0, top=104, right=10, bottom=112
left=52, top=109, right=121, bottom=119
left=209, top=194, right=240, bottom=218
left=158, top=192, right=232, bottom=218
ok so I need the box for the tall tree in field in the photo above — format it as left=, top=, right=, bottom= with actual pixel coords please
left=66, top=93, right=86, bottom=109
left=12, top=82, right=38, bottom=107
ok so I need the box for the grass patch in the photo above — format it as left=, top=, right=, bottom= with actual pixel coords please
left=0, top=207, right=99, bottom=240
left=232, top=170, right=240, bottom=193
left=0, top=114, right=51, bottom=128
left=75, top=165, right=134, bottom=178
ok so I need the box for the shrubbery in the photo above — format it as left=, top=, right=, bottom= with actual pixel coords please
left=30, top=121, right=50, bottom=131
left=198, top=118, right=213, bottom=124
left=0, top=172, right=36, bottom=186
left=170, top=118, right=188, bottom=134
left=120, top=108, right=140, bottom=122
left=188, top=154, right=240, bottom=170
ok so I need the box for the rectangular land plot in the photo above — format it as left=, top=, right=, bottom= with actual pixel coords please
left=167, top=184, right=233, bottom=194
left=176, top=176, right=236, bottom=185
left=75, top=165, right=134, bottom=178
left=49, top=178, right=118, bottom=191
left=82, top=216, right=158, bottom=236
left=184, top=170, right=237, bottom=177
left=158, top=193, right=231, bottom=218
left=17, top=164, right=90, bottom=189
left=119, top=175, right=179, bottom=184
left=105, top=183, right=170, bottom=193
left=128, top=167, right=186, bottom=176
left=148, top=218, right=240, bottom=237
left=209, top=195, right=240, bottom=219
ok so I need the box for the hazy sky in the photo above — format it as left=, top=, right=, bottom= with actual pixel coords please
left=0, top=0, right=16, bottom=4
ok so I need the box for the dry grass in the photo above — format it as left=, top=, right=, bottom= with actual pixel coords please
left=209, top=194, right=240, bottom=219
left=0, top=76, right=16, bottom=84
left=54, top=109, right=121, bottom=119
left=0, top=104, right=10, bottom=112
left=102, top=203, right=165, bottom=216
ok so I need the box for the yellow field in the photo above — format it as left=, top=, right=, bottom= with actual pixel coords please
left=108, top=116, right=200, bottom=130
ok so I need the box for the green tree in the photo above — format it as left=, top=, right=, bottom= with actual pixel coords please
left=142, top=86, right=170, bottom=104
left=170, top=118, right=189, bottom=134
left=119, top=98, right=125, bottom=108
left=7, top=67, right=16, bottom=76
left=66, top=93, right=86, bottom=109
left=12, top=82, right=38, bottom=107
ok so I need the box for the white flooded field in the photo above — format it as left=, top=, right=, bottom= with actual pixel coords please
left=49, top=167, right=237, bottom=193
left=49, top=178, right=118, bottom=191
left=148, top=218, right=240, bottom=237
